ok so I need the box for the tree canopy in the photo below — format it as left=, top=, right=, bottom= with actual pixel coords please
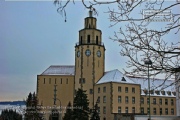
left=25, top=92, right=43, bottom=120
left=0, top=109, right=22, bottom=120
left=72, top=88, right=89, bottom=120
left=54, top=0, right=180, bottom=84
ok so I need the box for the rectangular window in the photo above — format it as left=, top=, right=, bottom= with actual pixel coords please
left=171, top=108, right=174, bottom=115
left=165, top=108, right=168, bottom=115
left=61, top=78, right=62, bottom=84
left=103, top=106, right=106, bottom=114
left=90, top=89, right=93, bottom=94
left=132, top=107, right=135, bottom=113
left=87, top=35, right=90, bottom=43
left=98, top=87, right=100, bottom=93
left=118, top=86, right=121, bottom=92
left=147, top=98, right=149, bottom=104
left=141, top=107, right=144, bottom=114
left=55, top=78, right=57, bottom=84
left=125, top=107, right=128, bottom=113
left=132, top=97, right=135, bottom=104
left=103, top=96, right=106, bottom=103
left=141, top=97, right=144, bottom=104
left=103, top=87, right=106, bottom=93
left=66, top=78, right=68, bottom=84
left=79, top=78, right=85, bottom=84
left=49, top=78, right=51, bottom=84
left=125, top=87, right=128, bottom=93
left=118, top=107, right=121, bottom=113
left=125, top=96, right=128, bottom=103
left=171, top=99, right=174, bottom=105
left=132, top=87, right=135, bottom=93
left=97, top=96, right=100, bottom=103
left=159, top=98, right=162, bottom=105
left=165, top=99, right=168, bottom=105
left=44, top=78, right=45, bottom=84
left=98, top=107, right=100, bottom=113
left=160, top=108, right=162, bottom=115
left=147, top=108, right=150, bottom=114
left=153, top=108, right=156, bottom=115
left=118, top=96, right=121, bottom=103
left=153, top=98, right=156, bottom=104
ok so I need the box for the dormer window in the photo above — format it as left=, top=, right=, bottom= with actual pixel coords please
left=167, top=91, right=171, bottom=96
left=143, top=89, right=148, bottom=95
left=150, top=90, right=154, bottom=94
left=172, top=92, right=176, bottom=96
left=155, top=90, right=160, bottom=95
left=122, top=77, right=126, bottom=81
left=161, top=91, right=165, bottom=95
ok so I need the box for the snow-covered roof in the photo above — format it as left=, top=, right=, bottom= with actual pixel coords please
left=96, top=69, right=137, bottom=84
left=41, top=65, right=75, bottom=75
left=128, top=76, right=176, bottom=97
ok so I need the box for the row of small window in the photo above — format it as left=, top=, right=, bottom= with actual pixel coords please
left=141, top=97, right=174, bottom=105
left=101, top=107, right=174, bottom=115
left=143, top=89, right=176, bottom=96
left=100, top=107, right=136, bottom=114
left=43, top=78, right=69, bottom=84
left=97, top=96, right=136, bottom=104
left=97, top=86, right=136, bottom=93
left=140, top=108, right=174, bottom=115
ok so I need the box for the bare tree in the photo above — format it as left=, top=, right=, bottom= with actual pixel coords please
left=54, top=0, right=180, bottom=80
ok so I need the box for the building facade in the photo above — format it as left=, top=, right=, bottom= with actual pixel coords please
left=37, top=11, right=177, bottom=120
left=175, top=72, right=180, bottom=116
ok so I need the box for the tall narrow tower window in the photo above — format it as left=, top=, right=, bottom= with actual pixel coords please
left=80, top=36, right=83, bottom=44
left=87, top=35, right=90, bottom=43
left=96, top=36, right=98, bottom=44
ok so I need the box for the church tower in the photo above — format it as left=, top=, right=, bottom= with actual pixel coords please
left=75, top=11, right=105, bottom=108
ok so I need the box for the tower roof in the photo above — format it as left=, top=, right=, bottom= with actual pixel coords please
left=96, top=69, right=137, bottom=84
left=41, top=65, right=75, bottom=75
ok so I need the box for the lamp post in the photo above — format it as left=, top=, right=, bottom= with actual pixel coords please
left=56, top=98, right=62, bottom=120
left=144, top=58, right=152, bottom=120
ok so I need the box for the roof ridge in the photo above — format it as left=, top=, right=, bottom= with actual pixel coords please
left=50, top=65, right=75, bottom=67
left=112, top=69, right=119, bottom=81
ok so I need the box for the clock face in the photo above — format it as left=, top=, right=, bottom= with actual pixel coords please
left=97, top=50, right=101, bottom=57
left=85, top=49, right=91, bottom=56
left=77, top=51, right=80, bottom=57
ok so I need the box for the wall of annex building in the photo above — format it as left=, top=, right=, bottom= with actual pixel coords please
left=140, top=95, right=176, bottom=116
left=111, top=83, right=141, bottom=114
left=175, top=72, right=180, bottom=116
left=37, top=75, right=74, bottom=118
left=94, top=83, right=114, bottom=120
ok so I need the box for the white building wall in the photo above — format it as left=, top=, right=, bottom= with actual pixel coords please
left=176, top=72, right=180, bottom=116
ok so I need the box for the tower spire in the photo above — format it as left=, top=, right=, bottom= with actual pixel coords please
left=89, top=9, right=93, bottom=17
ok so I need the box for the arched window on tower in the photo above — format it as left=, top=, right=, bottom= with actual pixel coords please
left=87, top=35, right=90, bottom=44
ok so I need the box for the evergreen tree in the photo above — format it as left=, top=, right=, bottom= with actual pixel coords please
left=63, top=102, right=73, bottom=120
left=90, top=102, right=100, bottom=120
left=25, top=92, right=43, bottom=120
left=72, top=88, right=89, bottom=120
left=1, top=109, right=22, bottom=120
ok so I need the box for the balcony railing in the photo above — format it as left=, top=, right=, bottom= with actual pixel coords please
left=75, top=42, right=104, bottom=46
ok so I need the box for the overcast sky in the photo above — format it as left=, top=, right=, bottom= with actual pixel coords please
left=0, top=0, right=179, bottom=101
